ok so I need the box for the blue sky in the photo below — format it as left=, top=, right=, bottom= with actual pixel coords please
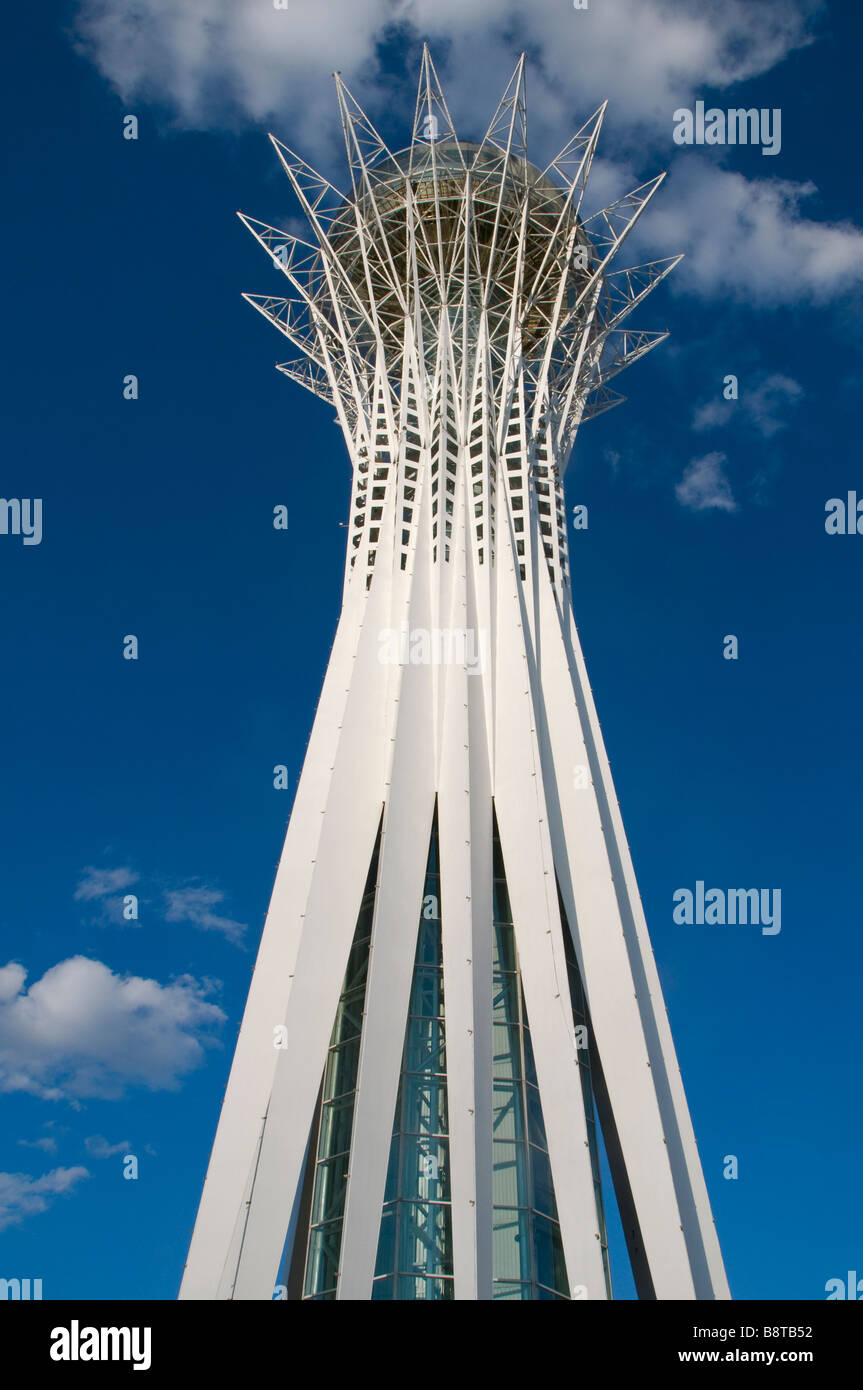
left=1, top=0, right=861, bottom=1300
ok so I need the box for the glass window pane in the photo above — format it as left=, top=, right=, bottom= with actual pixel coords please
left=533, top=1214, right=568, bottom=1296
left=396, top=1202, right=453, bottom=1277
left=303, top=1222, right=342, bottom=1297
left=311, top=1156, right=349, bottom=1225
left=492, top=1207, right=531, bottom=1282
left=404, top=1019, right=446, bottom=1072
left=383, top=1133, right=400, bottom=1202
left=375, top=1205, right=396, bottom=1277
left=410, top=966, right=445, bottom=1018
left=493, top=1139, right=528, bottom=1208
left=330, top=985, right=365, bottom=1043
left=323, top=1037, right=361, bottom=1101
left=414, top=913, right=441, bottom=964
left=492, top=971, right=519, bottom=1021
left=401, top=1072, right=448, bottom=1134
left=399, top=1137, right=449, bottom=1201
left=523, top=1026, right=539, bottom=1088
left=492, top=1080, right=524, bottom=1141
left=493, top=1023, right=523, bottom=1080
left=525, top=1083, right=547, bottom=1149
left=317, top=1098, right=355, bottom=1160
left=530, top=1143, right=558, bottom=1220
left=342, top=937, right=371, bottom=995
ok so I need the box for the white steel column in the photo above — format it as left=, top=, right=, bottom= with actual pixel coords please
left=492, top=503, right=609, bottom=1299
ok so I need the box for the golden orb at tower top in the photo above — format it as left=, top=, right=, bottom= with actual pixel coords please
left=327, top=139, right=593, bottom=356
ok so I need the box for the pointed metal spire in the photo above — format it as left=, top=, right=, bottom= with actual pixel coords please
left=267, top=134, right=344, bottom=224
left=410, top=42, right=461, bottom=159
left=580, top=380, right=627, bottom=422
left=581, top=172, right=667, bottom=255
left=594, top=327, right=670, bottom=384
left=333, top=71, right=397, bottom=197
left=236, top=213, right=321, bottom=278
left=556, top=173, right=669, bottom=337
left=541, top=102, right=607, bottom=187
left=599, top=255, right=684, bottom=333
left=477, top=54, right=531, bottom=308
left=479, top=51, right=528, bottom=163
left=519, top=108, right=607, bottom=353
left=241, top=293, right=322, bottom=357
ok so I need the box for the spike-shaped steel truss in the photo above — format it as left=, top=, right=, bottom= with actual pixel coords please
left=180, top=48, right=728, bottom=1302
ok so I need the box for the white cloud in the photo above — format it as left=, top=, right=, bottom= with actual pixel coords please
left=675, top=451, right=738, bottom=512
left=0, top=1167, right=89, bottom=1232
left=164, top=887, right=246, bottom=944
left=412, top=0, right=819, bottom=147
left=72, top=0, right=393, bottom=150
left=72, top=0, right=818, bottom=143
left=639, top=161, right=863, bottom=304
left=0, top=957, right=225, bottom=1100
left=0, top=963, right=27, bottom=1003
left=70, top=1, right=862, bottom=309
left=74, top=866, right=138, bottom=901
left=84, top=1135, right=129, bottom=1158
left=692, top=373, right=803, bottom=436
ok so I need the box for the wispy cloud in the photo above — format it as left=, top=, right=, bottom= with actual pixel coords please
left=0, top=957, right=225, bottom=1100
left=603, top=447, right=622, bottom=478
left=17, top=1136, right=58, bottom=1154
left=692, top=373, right=803, bottom=436
left=675, top=452, right=738, bottom=512
left=164, top=887, right=246, bottom=944
left=74, top=866, right=140, bottom=927
left=0, top=1167, right=89, bottom=1232
left=74, top=866, right=138, bottom=902
left=84, top=1135, right=129, bottom=1159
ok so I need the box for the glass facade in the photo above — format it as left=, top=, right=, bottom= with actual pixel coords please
left=372, top=811, right=453, bottom=1299
left=559, top=883, right=613, bottom=1299
left=301, top=806, right=611, bottom=1301
left=491, top=814, right=612, bottom=1299
left=491, top=816, right=568, bottom=1299
left=302, top=824, right=381, bottom=1299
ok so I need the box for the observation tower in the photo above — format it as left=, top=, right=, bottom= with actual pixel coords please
left=180, top=47, right=729, bottom=1302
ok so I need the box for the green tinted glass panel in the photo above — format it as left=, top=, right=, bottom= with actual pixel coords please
left=490, top=809, right=571, bottom=1300
left=373, top=808, right=453, bottom=1298
left=302, top=821, right=382, bottom=1298
left=558, top=882, right=613, bottom=1299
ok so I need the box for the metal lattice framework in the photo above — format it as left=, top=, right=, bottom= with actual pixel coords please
left=180, top=48, right=729, bottom=1303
